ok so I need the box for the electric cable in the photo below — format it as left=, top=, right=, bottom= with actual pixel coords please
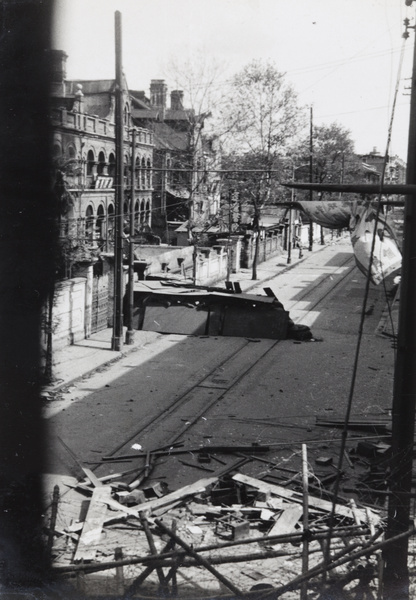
left=323, top=26, right=408, bottom=567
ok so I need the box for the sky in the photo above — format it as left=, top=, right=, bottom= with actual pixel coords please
left=52, top=0, right=415, bottom=160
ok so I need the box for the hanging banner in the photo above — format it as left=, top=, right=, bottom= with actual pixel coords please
left=350, top=204, right=402, bottom=285
left=298, top=200, right=402, bottom=284
left=298, top=200, right=354, bottom=229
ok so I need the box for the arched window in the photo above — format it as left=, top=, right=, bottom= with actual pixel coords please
left=85, top=205, right=94, bottom=241
left=140, top=200, right=146, bottom=224
left=67, top=145, right=76, bottom=159
left=86, top=150, right=95, bottom=176
left=141, top=157, right=146, bottom=188
left=107, top=204, right=115, bottom=241
left=135, top=156, right=140, bottom=188
left=134, top=201, right=140, bottom=229
left=146, top=158, right=152, bottom=188
left=97, top=151, right=105, bottom=175
left=124, top=154, right=129, bottom=187
left=108, top=153, right=115, bottom=178
left=96, top=204, right=105, bottom=239
left=87, top=150, right=95, bottom=175
left=124, top=104, right=130, bottom=127
left=53, top=143, right=62, bottom=160
left=145, top=200, right=151, bottom=225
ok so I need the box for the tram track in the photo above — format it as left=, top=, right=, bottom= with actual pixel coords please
left=286, top=255, right=356, bottom=322
left=98, top=255, right=358, bottom=472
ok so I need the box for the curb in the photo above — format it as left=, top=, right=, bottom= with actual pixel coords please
left=43, top=240, right=342, bottom=395
left=242, top=242, right=330, bottom=293
left=42, top=342, right=139, bottom=395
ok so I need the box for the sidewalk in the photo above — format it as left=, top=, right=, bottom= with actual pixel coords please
left=44, top=237, right=342, bottom=394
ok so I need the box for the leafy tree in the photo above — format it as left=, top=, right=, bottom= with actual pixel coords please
left=292, top=122, right=360, bottom=197
left=220, top=60, right=303, bottom=278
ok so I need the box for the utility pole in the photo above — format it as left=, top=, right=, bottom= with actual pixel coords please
left=125, top=128, right=136, bottom=345
left=383, top=11, right=416, bottom=598
left=226, top=190, right=233, bottom=282
left=111, top=10, right=124, bottom=351
left=308, top=106, right=314, bottom=251
left=287, top=166, right=294, bottom=264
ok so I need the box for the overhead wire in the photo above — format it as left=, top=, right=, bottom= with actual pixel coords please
left=323, top=23, right=408, bottom=566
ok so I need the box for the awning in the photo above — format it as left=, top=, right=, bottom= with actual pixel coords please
left=166, top=185, right=190, bottom=199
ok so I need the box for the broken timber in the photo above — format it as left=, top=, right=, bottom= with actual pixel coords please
left=73, top=485, right=112, bottom=562
left=232, top=473, right=379, bottom=525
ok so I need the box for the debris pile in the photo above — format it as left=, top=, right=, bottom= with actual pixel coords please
left=45, top=440, right=403, bottom=599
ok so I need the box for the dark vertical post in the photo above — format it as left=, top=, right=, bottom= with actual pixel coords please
left=112, top=10, right=124, bottom=351
left=226, top=190, right=232, bottom=282
left=162, top=154, right=169, bottom=243
left=383, top=14, right=416, bottom=599
left=309, top=106, right=314, bottom=251
left=287, top=166, right=294, bottom=264
left=126, top=128, right=136, bottom=345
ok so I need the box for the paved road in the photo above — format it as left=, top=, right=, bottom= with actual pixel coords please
left=44, top=240, right=396, bottom=504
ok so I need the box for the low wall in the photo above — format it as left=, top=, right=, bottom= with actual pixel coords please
left=49, top=277, right=87, bottom=351
left=134, top=244, right=228, bottom=285
left=133, top=245, right=194, bottom=276
left=193, top=246, right=228, bottom=285
left=241, top=229, right=284, bottom=269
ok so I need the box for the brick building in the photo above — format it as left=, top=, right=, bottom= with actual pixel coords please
left=130, top=79, right=221, bottom=244
left=49, top=49, right=155, bottom=336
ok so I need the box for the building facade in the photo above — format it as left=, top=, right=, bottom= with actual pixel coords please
left=50, top=50, right=155, bottom=336
left=130, top=80, right=221, bottom=244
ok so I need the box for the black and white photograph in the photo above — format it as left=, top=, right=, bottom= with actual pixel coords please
left=1, top=1, right=416, bottom=598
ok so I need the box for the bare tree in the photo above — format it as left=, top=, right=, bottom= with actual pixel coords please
left=221, top=60, right=303, bottom=278
left=162, top=54, right=227, bottom=282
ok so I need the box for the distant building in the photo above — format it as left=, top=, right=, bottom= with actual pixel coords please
left=359, top=147, right=406, bottom=187
left=131, top=80, right=221, bottom=244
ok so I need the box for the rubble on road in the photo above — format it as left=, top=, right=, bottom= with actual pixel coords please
left=44, top=436, right=407, bottom=599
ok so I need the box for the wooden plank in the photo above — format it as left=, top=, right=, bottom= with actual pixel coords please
left=98, top=477, right=218, bottom=517
left=232, top=473, right=379, bottom=524
left=73, top=486, right=112, bottom=562
left=82, top=467, right=103, bottom=488
left=268, top=505, right=303, bottom=536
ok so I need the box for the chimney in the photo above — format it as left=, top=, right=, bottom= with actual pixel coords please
left=150, top=79, right=167, bottom=109
left=171, top=90, right=184, bottom=110
left=48, top=49, right=68, bottom=83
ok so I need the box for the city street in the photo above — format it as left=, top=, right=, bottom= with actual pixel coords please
left=44, top=238, right=396, bottom=500
left=41, top=238, right=401, bottom=597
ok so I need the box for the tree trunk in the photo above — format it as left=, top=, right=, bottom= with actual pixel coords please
left=252, top=229, right=260, bottom=280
